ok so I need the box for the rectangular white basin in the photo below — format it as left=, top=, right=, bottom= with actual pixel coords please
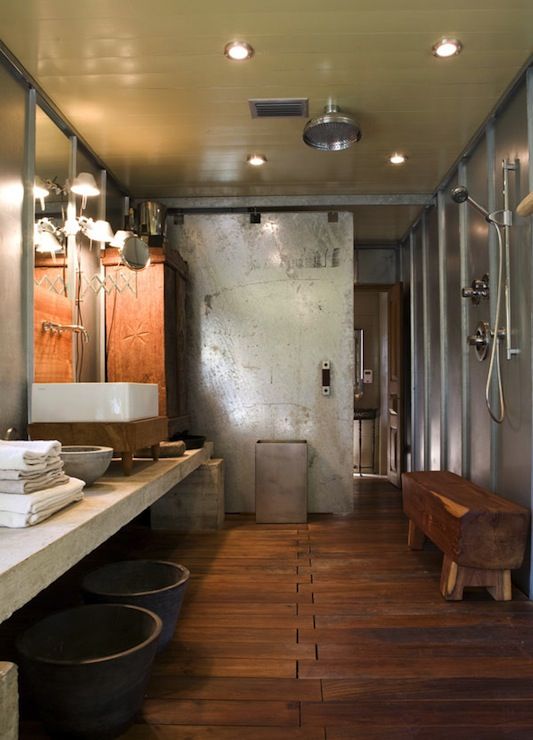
left=31, top=383, right=159, bottom=423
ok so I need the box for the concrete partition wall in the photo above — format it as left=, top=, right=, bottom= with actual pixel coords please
left=402, top=74, right=533, bottom=594
left=178, top=212, right=354, bottom=514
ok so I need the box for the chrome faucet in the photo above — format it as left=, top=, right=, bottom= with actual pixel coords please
left=42, top=320, right=89, bottom=343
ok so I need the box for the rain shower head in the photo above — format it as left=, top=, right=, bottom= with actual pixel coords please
left=303, top=104, right=362, bottom=151
left=450, top=185, right=490, bottom=220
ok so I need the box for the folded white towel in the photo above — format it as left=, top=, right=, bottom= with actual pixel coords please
left=0, top=457, right=63, bottom=481
left=0, top=472, right=69, bottom=495
left=0, top=477, right=84, bottom=515
left=0, top=441, right=61, bottom=472
left=0, top=439, right=61, bottom=456
left=0, top=492, right=84, bottom=528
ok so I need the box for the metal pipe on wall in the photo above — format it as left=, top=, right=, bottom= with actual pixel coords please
left=527, top=65, right=533, bottom=597
left=437, top=189, right=448, bottom=469
left=23, top=87, right=36, bottom=422
left=421, top=211, right=431, bottom=469
left=458, top=159, right=471, bottom=479
left=409, top=230, right=418, bottom=471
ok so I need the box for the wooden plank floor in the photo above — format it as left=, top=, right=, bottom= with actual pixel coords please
left=7, top=476, right=533, bottom=738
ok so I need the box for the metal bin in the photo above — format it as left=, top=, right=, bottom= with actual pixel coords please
left=255, top=440, right=308, bottom=523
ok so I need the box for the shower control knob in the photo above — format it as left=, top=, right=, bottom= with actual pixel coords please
left=467, top=321, right=490, bottom=361
left=462, top=274, right=489, bottom=305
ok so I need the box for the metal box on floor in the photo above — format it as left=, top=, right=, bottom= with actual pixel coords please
left=255, top=440, right=308, bottom=523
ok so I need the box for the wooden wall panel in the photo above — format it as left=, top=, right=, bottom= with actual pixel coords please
left=34, top=267, right=73, bottom=382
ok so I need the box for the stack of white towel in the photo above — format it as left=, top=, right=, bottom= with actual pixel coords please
left=0, top=440, right=85, bottom=528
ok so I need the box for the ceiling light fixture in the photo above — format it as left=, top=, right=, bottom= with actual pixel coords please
left=432, top=38, right=462, bottom=58
left=246, top=154, right=267, bottom=166
left=389, top=152, right=406, bottom=165
left=224, top=41, right=254, bottom=61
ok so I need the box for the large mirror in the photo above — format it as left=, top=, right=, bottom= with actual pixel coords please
left=34, top=107, right=72, bottom=383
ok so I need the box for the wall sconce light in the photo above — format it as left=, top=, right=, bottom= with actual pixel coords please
left=109, top=230, right=135, bottom=248
left=70, top=172, right=100, bottom=210
left=85, top=219, right=115, bottom=243
left=34, top=218, right=64, bottom=255
left=34, top=176, right=49, bottom=211
left=63, top=215, right=115, bottom=243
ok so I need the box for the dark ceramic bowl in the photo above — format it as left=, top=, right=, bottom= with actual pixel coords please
left=82, top=560, right=190, bottom=651
left=17, top=603, right=161, bottom=739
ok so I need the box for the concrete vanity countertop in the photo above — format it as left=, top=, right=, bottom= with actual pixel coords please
left=0, top=443, right=213, bottom=624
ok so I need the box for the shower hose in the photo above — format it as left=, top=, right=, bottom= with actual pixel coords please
left=484, top=222, right=505, bottom=424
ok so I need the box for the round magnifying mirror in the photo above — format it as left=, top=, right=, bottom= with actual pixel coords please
left=120, top=236, right=150, bottom=271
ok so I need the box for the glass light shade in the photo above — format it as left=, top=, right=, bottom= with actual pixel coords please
left=34, top=176, right=49, bottom=199
left=84, top=219, right=115, bottom=242
left=109, top=229, right=134, bottom=248
left=35, top=230, right=63, bottom=254
left=34, top=176, right=49, bottom=211
left=70, top=172, right=100, bottom=197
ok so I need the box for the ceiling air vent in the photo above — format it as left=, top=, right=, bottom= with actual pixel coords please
left=249, top=98, right=309, bottom=119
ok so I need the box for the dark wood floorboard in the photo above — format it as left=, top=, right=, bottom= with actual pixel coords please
left=5, top=476, right=533, bottom=737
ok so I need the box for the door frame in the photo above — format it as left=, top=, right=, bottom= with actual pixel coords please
left=354, top=282, right=405, bottom=484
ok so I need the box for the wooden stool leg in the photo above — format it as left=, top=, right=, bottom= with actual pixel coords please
left=487, top=570, right=512, bottom=601
left=407, top=520, right=426, bottom=550
left=121, top=452, right=133, bottom=476
left=440, top=556, right=463, bottom=600
left=440, top=557, right=512, bottom=601
left=151, top=443, right=160, bottom=462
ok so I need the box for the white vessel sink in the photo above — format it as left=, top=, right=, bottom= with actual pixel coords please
left=31, top=383, right=159, bottom=423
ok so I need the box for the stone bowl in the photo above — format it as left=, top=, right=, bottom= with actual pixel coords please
left=17, top=603, right=161, bottom=739
left=82, top=560, right=190, bottom=651
left=60, top=445, right=113, bottom=486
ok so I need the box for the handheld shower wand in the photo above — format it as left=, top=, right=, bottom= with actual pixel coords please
left=451, top=185, right=505, bottom=423
left=451, top=186, right=492, bottom=221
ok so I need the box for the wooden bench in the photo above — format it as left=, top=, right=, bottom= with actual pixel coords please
left=402, top=471, right=530, bottom=601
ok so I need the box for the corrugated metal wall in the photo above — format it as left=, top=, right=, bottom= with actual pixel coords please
left=402, top=72, right=533, bottom=594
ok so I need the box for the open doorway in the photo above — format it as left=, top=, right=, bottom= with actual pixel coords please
left=354, top=283, right=403, bottom=486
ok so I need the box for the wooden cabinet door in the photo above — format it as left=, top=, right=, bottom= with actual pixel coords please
left=106, top=263, right=166, bottom=414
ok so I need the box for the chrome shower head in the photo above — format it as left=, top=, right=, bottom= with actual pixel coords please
left=451, top=185, right=469, bottom=204
left=303, top=104, right=362, bottom=151
left=450, top=185, right=490, bottom=220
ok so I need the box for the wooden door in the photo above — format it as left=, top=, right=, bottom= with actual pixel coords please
left=387, top=282, right=403, bottom=487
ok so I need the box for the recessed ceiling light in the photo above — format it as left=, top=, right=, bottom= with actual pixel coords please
left=389, top=153, right=406, bottom=165
left=432, top=38, right=462, bottom=58
left=246, top=154, right=267, bottom=166
left=224, top=41, right=254, bottom=61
